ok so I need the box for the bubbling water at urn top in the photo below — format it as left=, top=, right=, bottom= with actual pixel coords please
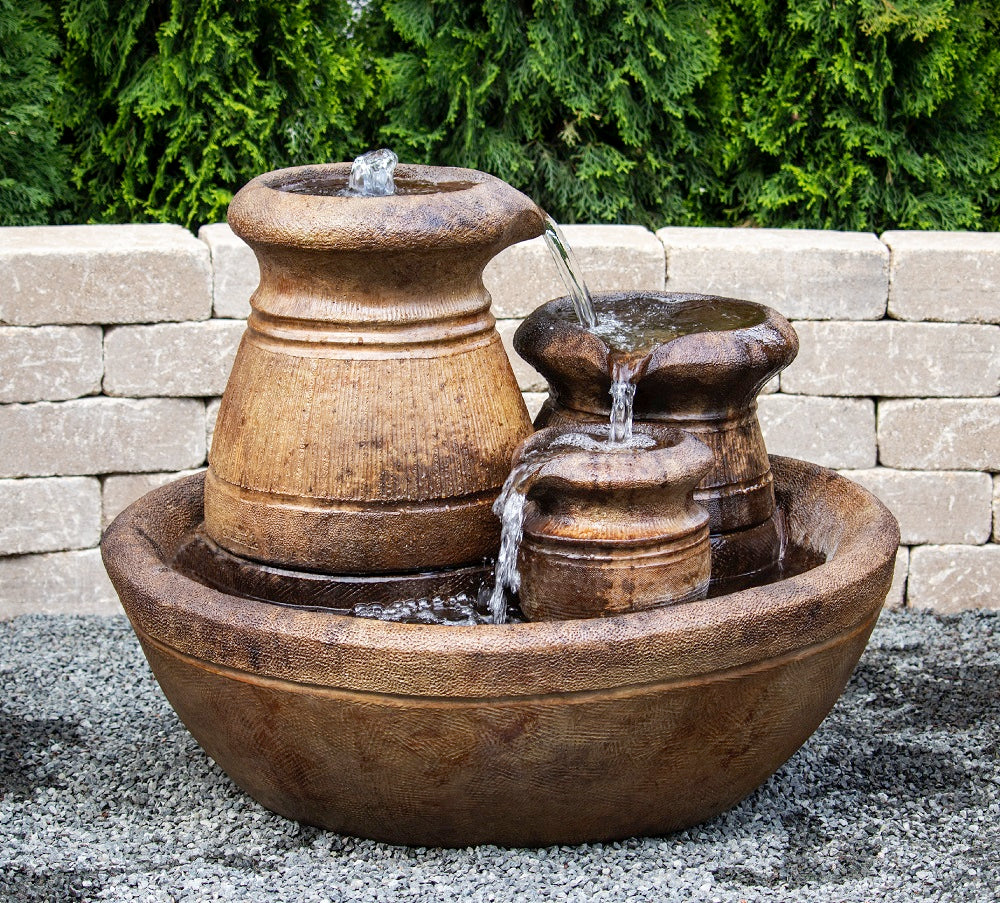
left=346, top=148, right=398, bottom=196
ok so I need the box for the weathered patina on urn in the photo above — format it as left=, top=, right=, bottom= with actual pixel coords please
left=514, top=291, right=798, bottom=592
left=511, top=423, right=713, bottom=620
left=205, top=163, right=544, bottom=574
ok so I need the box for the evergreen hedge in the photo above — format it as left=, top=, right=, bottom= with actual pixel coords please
left=6, top=0, right=999, bottom=230
left=718, top=0, right=1000, bottom=231
left=57, top=0, right=371, bottom=227
left=0, top=0, right=71, bottom=226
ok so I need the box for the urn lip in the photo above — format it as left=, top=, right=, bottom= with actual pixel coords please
left=515, top=422, right=713, bottom=495
left=228, top=162, right=545, bottom=252
left=513, top=291, right=799, bottom=416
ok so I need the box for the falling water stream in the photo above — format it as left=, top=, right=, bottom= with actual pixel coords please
left=541, top=216, right=598, bottom=329
left=486, top=462, right=538, bottom=625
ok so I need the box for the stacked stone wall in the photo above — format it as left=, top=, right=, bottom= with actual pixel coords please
left=1, top=223, right=997, bottom=616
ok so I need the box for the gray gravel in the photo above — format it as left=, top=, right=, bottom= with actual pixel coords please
left=1, top=610, right=998, bottom=902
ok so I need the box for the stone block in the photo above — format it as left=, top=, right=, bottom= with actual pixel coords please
left=102, top=470, right=203, bottom=529
left=885, top=546, right=908, bottom=610
left=908, top=544, right=1000, bottom=612
left=841, top=469, right=992, bottom=545
left=0, top=477, right=101, bottom=555
left=877, top=398, right=1000, bottom=471
left=656, top=227, right=888, bottom=320
left=781, top=322, right=1000, bottom=397
left=0, top=549, right=120, bottom=618
left=883, top=231, right=1000, bottom=324
left=0, top=398, right=206, bottom=478
left=522, top=392, right=548, bottom=423
left=104, top=320, right=246, bottom=397
left=198, top=223, right=259, bottom=319
left=758, top=395, right=875, bottom=468
left=0, top=326, right=103, bottom=403
left=484, top=225, right=665, bottom=319
left=0, top=224, right=212, bottom=325
left=994, top=476, right=999, bottom=543
left=497, top=319, right=546, bottom=392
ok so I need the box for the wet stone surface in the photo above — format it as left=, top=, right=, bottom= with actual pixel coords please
left=0, top=611, right=997, bottom=902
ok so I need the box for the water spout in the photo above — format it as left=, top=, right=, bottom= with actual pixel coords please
left=347, top=148, right=398, bottom=197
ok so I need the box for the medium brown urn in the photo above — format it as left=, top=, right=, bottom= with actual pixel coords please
left=514, top=292, right=798, bottom=591
left=514, top=424, right=713, bottom=620
left=204, top=163, right=544, bottom=574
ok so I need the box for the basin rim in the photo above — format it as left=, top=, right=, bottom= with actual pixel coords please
left=101, top=457, right=899, bottom=699
left=227, top=162, right=544, bottom=253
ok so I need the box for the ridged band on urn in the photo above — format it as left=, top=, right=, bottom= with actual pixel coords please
left=205, top=163, right=544, bottom=573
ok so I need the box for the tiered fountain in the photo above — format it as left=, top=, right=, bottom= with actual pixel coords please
left=102, top=152, right=899, bottom=847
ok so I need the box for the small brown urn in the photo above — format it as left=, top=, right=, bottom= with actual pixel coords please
left=513, top=423, right=713, bottom=621
left=513, top=291, right=798, bottom=591
left=205, top=163, right=544, bottom=574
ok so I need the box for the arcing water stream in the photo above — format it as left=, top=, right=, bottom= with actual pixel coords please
left=541, top=215, right=598, bottom=329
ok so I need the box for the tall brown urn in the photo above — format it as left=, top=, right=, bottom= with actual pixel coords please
left=204, top=163, right=544, bottom=574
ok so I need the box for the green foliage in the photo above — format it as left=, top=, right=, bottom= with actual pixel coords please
left=717, top=0, right=1000, bottom=230
left=57, top=0, right=373, bottom=227
left=5, top=1, right=999, bottom=230
left=361, top=0, right=727, bottom=226
left=0, top=0, right=71, bottom=226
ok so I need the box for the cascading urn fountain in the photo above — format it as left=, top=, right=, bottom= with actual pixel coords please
left=102, top=152, right=900, bottom=847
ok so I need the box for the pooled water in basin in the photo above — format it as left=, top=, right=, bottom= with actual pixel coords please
left=351, top=542, right=824, bottom=624
left=280, top=176, right=475, bottom=197
left=577, top=295, right=768, bottom=358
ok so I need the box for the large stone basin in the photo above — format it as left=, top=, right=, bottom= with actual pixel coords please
left=101, top=457, right=899, bottom=847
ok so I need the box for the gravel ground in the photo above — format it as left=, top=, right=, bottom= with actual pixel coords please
left=1, top=610, right=998, bottom=902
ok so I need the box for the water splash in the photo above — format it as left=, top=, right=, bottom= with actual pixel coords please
left=346, top=148, right=398, bottom=197
left=609, top=358, right=639, bottom=444
left=486, top=461, right=542, bottom=624
left=542, top=214, right=598, bottom=329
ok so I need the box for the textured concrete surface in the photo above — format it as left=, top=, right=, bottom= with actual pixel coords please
left=0, top=326, right=103, bottom=403
left=782, top=321, right=1000, bottom=397
left=757, top=395, right=876, bottom=469
left=877, top=398, right=1000, bottom=471
left=2, top=224, right=999, bottom=613
left=0, top=477, right=100, bottom=555
left=104, top=320, right=245, bottom=397
left=883, top=230, right=1000, bottom=324
left=1, top=610, right=997, bottom=900
left=198, top=223, right=261, bottom=319
left=0, top=550, right=118, bottom=617
left=907, top=545, right=1000, bottom=613
left=842, top=470, right=993, bottom=546
left=0, top=224, right=212, bottom=325
left=0, top=398, right=206, bottom=478
left=102, top=470, right=204, bottom=530
left=658, top=227, right=888, bottom=320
